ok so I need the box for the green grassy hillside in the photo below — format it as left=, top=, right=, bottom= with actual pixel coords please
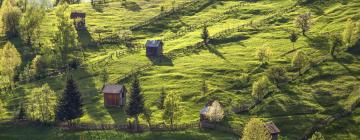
left=0, top=0, right=360, bottom=139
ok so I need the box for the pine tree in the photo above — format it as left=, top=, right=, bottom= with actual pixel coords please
left=163, top=91, right=182, bottom=129
left=290, top=30, right=298, bottom=49
left=202, top=26, right=209, bottom=46
left=292, top=50, right=308, bottom=75
left=242, top=118, right=271, bottom=140
left=309, top=132, right=325, bottom=140
left=126, top=76, right=145, bottom=131
left=18, top=104, right=27, bottom=120
left=101, top=68, right=109, bottom=87
left=55, top=76, right=83, bottom=124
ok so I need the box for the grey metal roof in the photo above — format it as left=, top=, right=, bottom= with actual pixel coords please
left=102, top=85, right=124, bottom=94
left=145, top=40, right=162, bottom=48
left=200, top=106, right=209, bottom=115
left=264, top=121, right=280, bottom=134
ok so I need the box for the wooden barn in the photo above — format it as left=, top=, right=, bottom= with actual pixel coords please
left=264, top=121, right=281, bottom=140
left=70, top=11, right=86, bottom=30
left=102, top=84, right=127, bottom=107
left=145, top=40, right=163, bottom=57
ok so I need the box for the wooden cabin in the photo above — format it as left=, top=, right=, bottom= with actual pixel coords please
left=102, top=85, right=127, bottom=107
left=145, top=40, right=163, bottom=57
left=264, top=121, right=281, bottom=140
left=70, top=12, right=86, bottom=30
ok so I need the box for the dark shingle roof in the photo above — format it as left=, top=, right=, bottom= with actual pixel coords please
left=145, top=40, right=162, bottom=48
left=102, top=85, right=124, bottom=94
left=70, top=12, right=86, bottom=19
left=264, top=121, right=280, bottom=134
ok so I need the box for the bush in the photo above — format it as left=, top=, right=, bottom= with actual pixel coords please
left=233, top=73, right=250, bottom=89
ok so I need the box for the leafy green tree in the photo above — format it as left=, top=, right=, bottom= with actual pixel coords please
left=242, top=118, right=271, bottom=140
left=257, top=47, right=272, bottom=64
left=1, top=0, right=22, bottom=38
left=157, top=87, right=166, bottom=109
left=290, top=30, right=299, bottom=49
left=205, top=100, right=224, bottom=122
left=52, top=3, right=78, bottom=65
left=202, top=26, right=209, bottom=46
left=292, top=50, right=308, bottom=75
left=295, top=13, right=311, bottom=36
left=309, top=132, right=325, bottom=140
left=330, top=33, right=343, bottom=57
left=20, top=3, right=45, bottom=45
left=30, top=55, right=46, bottom=79
left=55, top=76, right=83, bottom=124
left=28, top=84, right=56, bottom=122
left=266, top=66, right=288, bottom=88
left=342, top=18, right=360, bottom=49
left=163, top=91, right=182, bottom=129
left=126, top=76, right=145, bottom=131
left=0, top=42, right=22, bottom=89
left=251, top=76, right=271, bottom=102
left=233, top=73, right=250, bottom=89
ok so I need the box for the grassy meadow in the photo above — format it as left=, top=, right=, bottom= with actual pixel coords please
left=1, top=0, right=360, bottom=139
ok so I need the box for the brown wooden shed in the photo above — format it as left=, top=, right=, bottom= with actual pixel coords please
left=70, top=11, right=86, bottom=30
left=264, top=121, right=281, bottom=140
left=102, top=84, right=127, bottom=107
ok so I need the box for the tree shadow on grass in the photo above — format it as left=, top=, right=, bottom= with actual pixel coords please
left=122, top=1, right=141, bottom=12
left=77, top=28, right=97, bottom=51
left=92, top=2, right=108, bottom=13
left=305, top=35, right=330, bottom=51
left=335, top=58, right=360, bottom=81
left=205, top=45, right=226, bottom=60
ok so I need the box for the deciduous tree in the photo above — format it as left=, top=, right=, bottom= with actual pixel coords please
left=257, top=47, right=272, bottom=64
left=0, top=42, right=22, bottom=89
left=292, top=50, right=308, bottom=75
left=309, top=132, right=325, bottom=140
left=157, top=87, right=166, bottom=109
left=20, top=3, right=45, bottom=45
left=251, top=76, right=271, bottom=102
left=242, top=118, right=271, bottom=140
left=1, top=0, right=22, bottom=38
left=28, top=84, right=56, bottom=122
left=206, top=100, right=224, bottom=122
left=52, top=3, right=78, bottom=65
left=330, top=33, right=342, bottom=57
left=290, top=30, right=298, bottom=49
left=163, top=91, right=182, bottom=129
left=295, top=13, right=311, bottom=36
left=266, top=66, right=288, bottom=88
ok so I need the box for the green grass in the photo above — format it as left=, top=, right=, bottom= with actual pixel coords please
left=1, top=0, right=360, bottom=139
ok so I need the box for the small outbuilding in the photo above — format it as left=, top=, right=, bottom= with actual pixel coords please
left=102, top=84, right=127, bottom=107
left=145, top=40, right=163, bottom=57
left=70, top=11, right=86, bottom=30
left=264, top=121, right=281, bottom=140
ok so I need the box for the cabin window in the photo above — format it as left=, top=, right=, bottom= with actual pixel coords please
left=122, top=92, right=125, bottom=98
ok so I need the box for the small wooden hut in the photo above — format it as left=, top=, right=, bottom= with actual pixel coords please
left=70, top=11, right=86, bottom=30
left=264, top=121, right=281, bottom=140
left=102, top=84, right=127, bottom=107
left=145, top=40, right=163, bottom=57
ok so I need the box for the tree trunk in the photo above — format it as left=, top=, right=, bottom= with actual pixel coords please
left=134, top=115, right=139, bottom=132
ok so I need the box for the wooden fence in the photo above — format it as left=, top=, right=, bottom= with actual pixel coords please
left=300, top=88, right=360, bottom=140
left=129, top=0, right=204, bottom=31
